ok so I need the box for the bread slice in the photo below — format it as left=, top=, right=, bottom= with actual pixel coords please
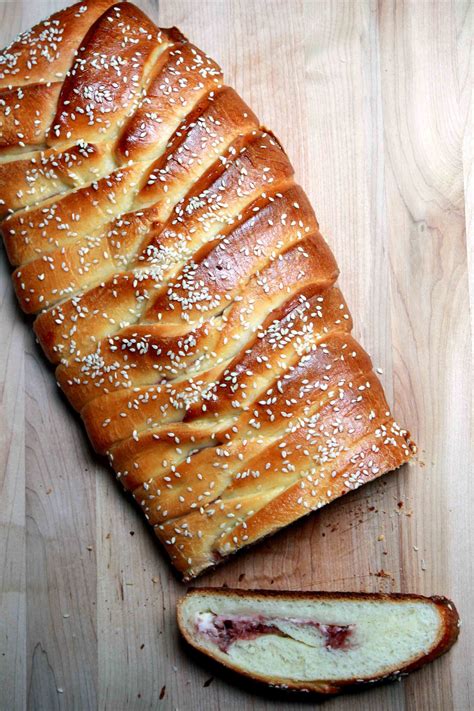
left=177, top=588, right=460, bottom=695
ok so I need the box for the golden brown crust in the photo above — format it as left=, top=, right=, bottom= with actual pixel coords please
left=0, top=0, right=117, bottom=88
left=0, top=1, right=416, bottom=580
left=0, top=140, right=114, bottom=218
left=116, top=38, right=223, bottom=164
left=177, top=589, right=460, bottom=695
left=47, top=4, right=169, bottom=149
left=0, top=83, right=61, bottom=156
left=3, top=164, right=143, bottom=265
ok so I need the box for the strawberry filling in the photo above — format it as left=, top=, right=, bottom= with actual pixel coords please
left=195, top=612, right=354, bottom=653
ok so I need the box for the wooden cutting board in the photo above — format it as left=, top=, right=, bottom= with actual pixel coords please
left=0, top=1, right=472, bottom=709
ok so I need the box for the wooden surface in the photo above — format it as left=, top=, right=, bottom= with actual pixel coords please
left=0, top=1, right=472, bottom=709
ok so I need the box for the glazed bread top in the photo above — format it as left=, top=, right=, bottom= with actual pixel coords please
left=0, top=1, right=415, bottom=578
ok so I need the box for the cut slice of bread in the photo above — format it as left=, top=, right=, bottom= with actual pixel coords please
left=177, top=588, right=460, bottom=695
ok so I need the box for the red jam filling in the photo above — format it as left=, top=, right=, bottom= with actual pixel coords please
left=196, top=613, right=354, bottom=653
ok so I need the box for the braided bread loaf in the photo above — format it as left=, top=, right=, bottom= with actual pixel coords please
left=0, top=1, right=416, bottom=579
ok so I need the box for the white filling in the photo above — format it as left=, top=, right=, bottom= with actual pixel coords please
left=181, top=595, right=442, bottom=682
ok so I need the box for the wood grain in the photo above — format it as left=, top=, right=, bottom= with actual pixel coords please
left=0, top=1, right=472, bottom=709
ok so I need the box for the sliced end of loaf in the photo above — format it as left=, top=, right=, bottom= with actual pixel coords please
left=177, top=588, right=460, bottom=695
